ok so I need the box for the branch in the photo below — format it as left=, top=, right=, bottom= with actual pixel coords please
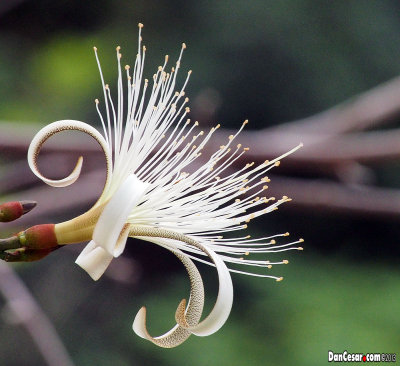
left=0, top=261, right=75, bottom=366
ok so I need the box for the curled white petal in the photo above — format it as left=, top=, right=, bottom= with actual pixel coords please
left=178, top=244, right=233, bottom=336
left=75, top=240, right=113, bottom=281
left=28, top=119, right=111, bottom=188
left=93, top=174, right=148, bottom=257
left=128, top=227, right=233, bottom=337
left=132, top=246, right=204, bottom=348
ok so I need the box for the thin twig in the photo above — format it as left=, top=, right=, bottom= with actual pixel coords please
left=0, top=261, right=75, bottom=366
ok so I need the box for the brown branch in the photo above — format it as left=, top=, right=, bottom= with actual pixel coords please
left=269, top=175, right=400, bottom=219
left=2, top=74, right=400, bottom=221
left=272, top=75, right=400, bottom=135
left=0, top=261, right=75, bottom=366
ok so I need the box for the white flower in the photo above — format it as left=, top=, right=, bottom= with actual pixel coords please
left=27, top=23, right=303, bottom=348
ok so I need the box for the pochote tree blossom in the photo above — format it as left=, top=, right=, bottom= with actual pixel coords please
left=0, top=24, right=303, bottom=348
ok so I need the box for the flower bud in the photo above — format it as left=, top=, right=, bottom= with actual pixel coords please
left=18, top=224, right=59, bottom=249
left=0, top=202, right=23, bottom=222
left=0, top=201, right=37, bottom=222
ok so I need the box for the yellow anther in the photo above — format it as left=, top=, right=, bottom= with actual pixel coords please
left=229, top=135, right=234, bottom=140
left=276, top=277, right=284, bottom=282
left=275, top=161, right=281, bottom=166
left=138, top=23, right=144, bottom=28
left=297, top=247, right=304, bottom=251
left=283, top=259, right=289, bottom=264
left=270, top=239, right=276, bottom=244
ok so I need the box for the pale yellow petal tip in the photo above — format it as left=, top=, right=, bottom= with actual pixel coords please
left=132, top=306, right=148, bottom=339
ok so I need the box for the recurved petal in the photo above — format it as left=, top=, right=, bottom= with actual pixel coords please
left=75, top=240, right=113, bottom=281
left=93, top=174, right=148, bottom=257
left=132, top=247, right=204, bottom=348
left=28, top=119, right=111, bottom=188
left=177, top=244, right=233, bottom=337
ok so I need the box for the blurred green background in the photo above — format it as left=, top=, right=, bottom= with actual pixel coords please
left=1, top=0, right=400, bottom=365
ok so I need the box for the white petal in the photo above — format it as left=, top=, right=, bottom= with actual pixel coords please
left=75, top=240, right=113, bottom=281
left=178, top=245, right=233, bottom=336
left=93, top=173, right=148, bottom=256
left=28, top=120, right=111, bottom=188
left=132, top=246, right=204, bottom=348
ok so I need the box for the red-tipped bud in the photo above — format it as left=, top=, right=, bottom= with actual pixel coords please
left=0, top=202, right=24, bottom=222
left=18, top=224, right=59, bottom=250
left=0, top=201, right=37, bottom=222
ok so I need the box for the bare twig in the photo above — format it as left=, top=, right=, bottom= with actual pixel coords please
left=3, top=74, right=400, bottom=222
left=273, top=75, right=400, bottom=135
left=0, top=261, right=75, bottom=366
